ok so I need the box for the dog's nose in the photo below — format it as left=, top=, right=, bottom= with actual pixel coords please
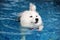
left=35, top=18, right=38, bottom=21
left=35, top=18, right=38, bottom=23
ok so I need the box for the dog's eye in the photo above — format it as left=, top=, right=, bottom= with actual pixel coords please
left=30, top=16, right=32, bottom=18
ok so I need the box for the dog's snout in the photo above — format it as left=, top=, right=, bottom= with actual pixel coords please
left=35, top=18, right=38, bottom=21
left=35, top=18, right=38, bottom=23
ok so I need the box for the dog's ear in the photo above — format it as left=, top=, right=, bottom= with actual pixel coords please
left=29, top=3, right=36, bottom=11
left=16, top=13, right=22, bottom=22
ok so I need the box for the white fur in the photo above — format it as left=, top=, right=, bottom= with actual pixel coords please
left=19, top=3, right=43, bottom=31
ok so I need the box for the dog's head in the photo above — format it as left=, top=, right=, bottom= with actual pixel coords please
left=18, top=3, right=42, bottom=28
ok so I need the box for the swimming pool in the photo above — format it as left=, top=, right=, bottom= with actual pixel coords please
left=0, top=0, right=60, bottom=40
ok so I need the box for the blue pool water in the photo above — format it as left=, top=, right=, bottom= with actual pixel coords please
left=0, top=0, right=60, bottom=40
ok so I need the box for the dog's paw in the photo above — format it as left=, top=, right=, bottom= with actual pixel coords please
left=38, top=25, right=43, bottom=31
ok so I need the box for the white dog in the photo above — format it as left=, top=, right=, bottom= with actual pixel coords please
left=18, top=3, right=43, bottom=31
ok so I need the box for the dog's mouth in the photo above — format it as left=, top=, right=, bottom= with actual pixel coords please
left=35, top=20, right=38, bottom=23
left=31, top=21, right=38, bottom=24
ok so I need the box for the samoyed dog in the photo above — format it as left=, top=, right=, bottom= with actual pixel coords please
left=18, top=3, right=43, bottom=31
